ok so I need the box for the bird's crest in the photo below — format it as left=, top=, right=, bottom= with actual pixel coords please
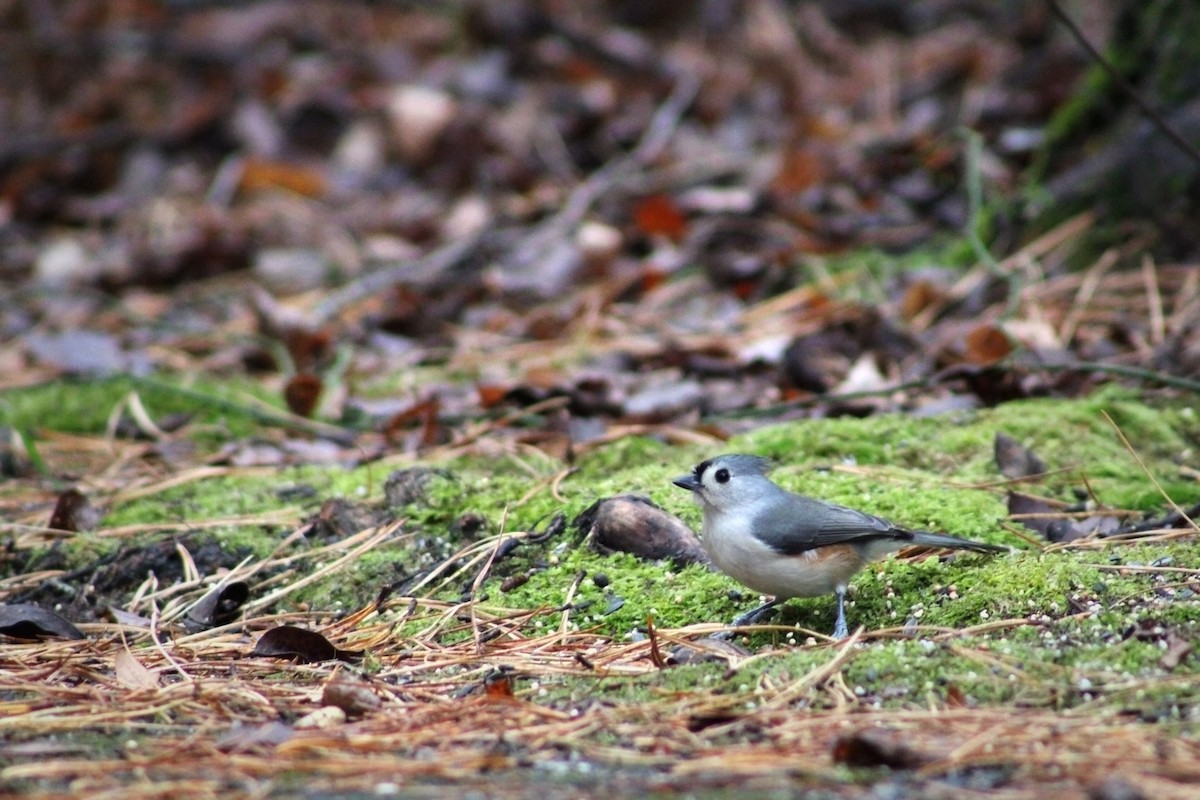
left=697, top=454, right=773, bottom=477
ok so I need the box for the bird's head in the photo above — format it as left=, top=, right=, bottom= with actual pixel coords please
left=672, top=453, right=775, bottom=513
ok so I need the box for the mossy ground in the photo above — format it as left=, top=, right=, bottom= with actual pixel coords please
left=3, top=377, right=1199, bottom=717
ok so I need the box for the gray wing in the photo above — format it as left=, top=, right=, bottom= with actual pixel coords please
left=750, top=493, right=908, bottom=555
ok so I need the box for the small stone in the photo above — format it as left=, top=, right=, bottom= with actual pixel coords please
left=332, top=121, right=386, bottom=177
left=35, top=238, right=91, bottom=285
left=442, top=195, right=492, bottom=240
left=576, top=221, right=622, bottom=263
left=386, top=84, right=457, bottom=163
left=294, top=706, right=347, bottom=730
left=253, top=248, right=328, bottom=295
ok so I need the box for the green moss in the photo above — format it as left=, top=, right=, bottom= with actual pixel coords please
left=7, top=374, right=1200, bottom=719
left=741, top=385, right=1198, bottom=507
left=0, top=374, right=301, bottom=444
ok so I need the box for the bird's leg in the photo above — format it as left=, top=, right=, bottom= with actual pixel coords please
left=831, top=585, right=849, bottom=639
left=731, top=598, right=779, bottom=628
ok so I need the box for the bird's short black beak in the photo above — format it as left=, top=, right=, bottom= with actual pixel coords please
left=672, top=474, right=701, bottom=492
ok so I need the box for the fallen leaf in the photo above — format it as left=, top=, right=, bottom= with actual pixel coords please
left=114, top=649, right=158, bottom=691
left=965, top=325, right=1013, bottom=365
left=215, top=722, right=294, bottom=753
left=48, top=488, right=102, bottom=532
left=944, top=682, right=968, bottom=708
left=1160, top=631, right=1193, bottom=670
left=476, top=384, right=509, bottom=408
left=483, top=669, right=515, bottom=700
left=185, top=581, right=250, bottom=630
left=832, top=727, right=942, bottom=769
left=0, top=603, right=85, bottom=640
left=632, top=194, right=687, bottom=240
left=994, top=432, right=1047, bottom=479
left=1007, top=491, right=1078, bottom=540
left=282, top=328, right=334, bottom=372
left=238, top=158, right=328, bottom=198
left=900, top=279, right=946, bottom=319
left=381, top=396, right=442, bottom=448
left=322, top=675, right=382, bottom=716
left=284, top=373, right=323, bottom=418
left=249, top=626, right=361, bottom=664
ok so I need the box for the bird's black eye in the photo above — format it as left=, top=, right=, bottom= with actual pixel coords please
left=714, top=468, right=730, bottom=484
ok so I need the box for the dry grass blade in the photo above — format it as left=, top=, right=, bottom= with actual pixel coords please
left=244, top=519, right=406, bottom=614
left=1102, top=410, right=1199, bottom=531
left=96, top=508, right=301, bottom=539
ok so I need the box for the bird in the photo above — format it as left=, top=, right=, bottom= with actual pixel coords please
left=672, top=454, right=1007, bottom=638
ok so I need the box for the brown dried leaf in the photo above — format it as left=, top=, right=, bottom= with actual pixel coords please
left=632, top=194, right=687, bottom=240
left=476, top=384, right=509, bottom=409
left=482, top=670, right=515, bottom=700
left=284, top=373, right=323, bottom=418
left=994, top=432, right=1047, bottom=479
left=832, top=727, right=943, bottom=769
left=249, top=626, right=361, bottom=664
left=114, top=649, right=158, bottom=691
left=322, top=675, right=382, bottom=716
left=965, top=324, right=1013, bottom=365
left=381, top=396, right=442, bottom=447
left=944, top=682, right=968, bottom=708
left=48, top=488, right=101, bottom=532
left=1160, top=632, right=1193, bottom=670
left=238, top=158, right=328, bottom=198
left=900, top=279, right=946, bottom=320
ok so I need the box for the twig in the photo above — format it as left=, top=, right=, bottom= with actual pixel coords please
left=1058, top=249, right=1118, bottom=345
left=503, top=73, right=700, bottom=264
left=1038, top=362, right=1200, bottom=393
left=558, top=569, right=587, bottom=636
left=128, top=375, right=359, bottom=444
left=313, top=230, right=488, bottom=321
left=470, top=530, right=510, bottom=654
left=1045, top=0, right=1200, bottom=170
left=1142, top=254, right=1165, bottom=346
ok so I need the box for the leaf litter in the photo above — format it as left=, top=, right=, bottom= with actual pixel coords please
left=2, top=1, right=1200, bottom=798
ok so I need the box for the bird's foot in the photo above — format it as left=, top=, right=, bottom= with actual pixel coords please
left=711, top=601, right=780, bottom=641
left=732, top=602, right=778, bottom=628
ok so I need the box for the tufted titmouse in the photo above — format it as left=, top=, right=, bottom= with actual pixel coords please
left=673, top=454, right=1006, bottom=638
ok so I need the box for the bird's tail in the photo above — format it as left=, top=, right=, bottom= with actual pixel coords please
left=906, top=530, right=1008, bottom=553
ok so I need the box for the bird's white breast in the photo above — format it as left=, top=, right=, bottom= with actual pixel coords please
left=702, top=512, right=847, bottom=598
